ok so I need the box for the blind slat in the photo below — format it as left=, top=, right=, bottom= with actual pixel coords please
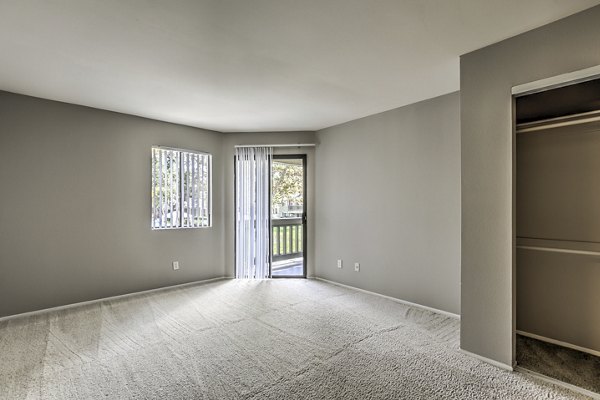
left=151, top=147, right=211, bottom=229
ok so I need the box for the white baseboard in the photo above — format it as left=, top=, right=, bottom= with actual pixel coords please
left=0, top=276, right=228, bottom=322
left=458, top=349, right=514, bottom=371
left=314, top=277, right=460, bottom=320
left=516, top=330, right=600, bottom=358
left=511, top=64, right=600, bottom=96
left=515, top=366, right=600, bottom=399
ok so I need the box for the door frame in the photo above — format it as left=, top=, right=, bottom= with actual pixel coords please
left=511, top=65, right=600, bottom=366
left=270, top=154, right=307, bottom=278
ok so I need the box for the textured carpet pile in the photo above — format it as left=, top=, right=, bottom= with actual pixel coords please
left=517, top=334, right=600, bottom=394
left=0, top=279, right=588, bottom=399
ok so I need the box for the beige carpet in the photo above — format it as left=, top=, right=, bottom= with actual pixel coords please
left=517, top=334, right=600, bottom=394
left=0, top=279, right=588, bottom=399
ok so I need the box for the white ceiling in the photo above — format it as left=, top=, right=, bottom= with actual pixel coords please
left=1, top=0, right=599, bottom=132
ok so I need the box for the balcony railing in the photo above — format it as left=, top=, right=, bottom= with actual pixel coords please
left=272, top=218, right=303, bottom=261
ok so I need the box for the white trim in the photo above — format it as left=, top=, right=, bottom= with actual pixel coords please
left=234, top=144, right=316, bottom=148
left=511, top=64, right=600, bottom=96
left=516, top=110, right=600, bottom=133
left=152, top=145, right=211, bottom=156
left=517, top=330, right=600, bottom=358
left=0, top=277, right=227, bottom=322
left=515, top=366, right=600, bottom=399
left=458, top=349, right=514, bottom=371
left=314, top=277, right=460, bottom=319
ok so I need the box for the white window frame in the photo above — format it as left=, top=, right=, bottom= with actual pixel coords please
left=151, top=146, right=212, bottom=229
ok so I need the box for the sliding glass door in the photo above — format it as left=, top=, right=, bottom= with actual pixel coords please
left=270, top=155, right=306, bottom=277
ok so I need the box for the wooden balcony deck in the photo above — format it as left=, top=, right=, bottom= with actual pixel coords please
left=272, top=217, right=304, bottom=276
left=272, top=257, right=303, bottom=276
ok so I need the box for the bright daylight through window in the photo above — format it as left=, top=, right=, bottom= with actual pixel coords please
left=151, top=147, right=211, bottom=229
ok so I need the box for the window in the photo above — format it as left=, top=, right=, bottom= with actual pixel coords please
left=151, top=147, right=211, bottom=229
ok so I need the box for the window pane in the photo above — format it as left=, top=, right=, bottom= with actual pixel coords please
left=152, top=147, right=211, bottom=229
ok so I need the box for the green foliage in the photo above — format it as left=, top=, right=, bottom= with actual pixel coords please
left=272, top=161, right=303, bottom=207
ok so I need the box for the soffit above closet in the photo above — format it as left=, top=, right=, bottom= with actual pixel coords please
left=0, top=0, right=599, bottom=132
left=516, top=78, right=600, bottom=124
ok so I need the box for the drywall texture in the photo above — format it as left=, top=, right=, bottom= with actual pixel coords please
left=222, top=132, right=317, bottom=278
left=315, top=92, right=461, bottom=315
left=460, top=5, right=600, bottom=366
left=0, top=91, right=224, bottom=318
left=517, top=122, right=600, bottom=243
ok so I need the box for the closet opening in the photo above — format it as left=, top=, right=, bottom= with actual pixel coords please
left=515, top=77, right=600, bottom=394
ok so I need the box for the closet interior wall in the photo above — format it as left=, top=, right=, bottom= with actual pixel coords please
left=516, top=101, right=600, bottom=354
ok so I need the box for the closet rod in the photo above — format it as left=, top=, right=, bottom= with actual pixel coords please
left=516, top=110, right=600, bottom=133
left=516, top=245, right=600, bottom=257
left=234, top=144, right=316, bottom=148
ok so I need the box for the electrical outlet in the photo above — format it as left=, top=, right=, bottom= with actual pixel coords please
left=337, top=259, right=343, bottom=269
left=172, top=261, right=180, bottom=270
left=354, top=262, right=360, bottom=272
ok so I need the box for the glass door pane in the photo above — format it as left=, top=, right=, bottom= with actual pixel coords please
left=271, top=156, right=306, bottom=277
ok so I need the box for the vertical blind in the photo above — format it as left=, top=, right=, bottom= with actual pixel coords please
left=151, top=147, right=211, bottom=229
left=235, top=147, right=272, bottom=279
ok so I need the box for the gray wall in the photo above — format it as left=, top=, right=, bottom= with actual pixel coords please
left=314, top=92, right=461, bottom=315
left=460, top=5, right=600, bottom=366
left=222, top=132, right=317, bottom=278
left=0, top=91, right=225, bottom=318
